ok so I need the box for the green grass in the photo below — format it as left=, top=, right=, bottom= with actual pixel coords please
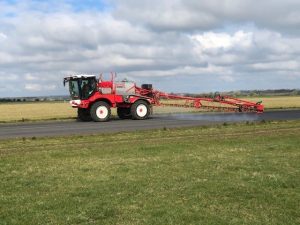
left=0, top=121, right=299, bottom=224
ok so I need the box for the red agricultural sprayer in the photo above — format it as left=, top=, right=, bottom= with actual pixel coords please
left=63, top=73, right=264, bottom=122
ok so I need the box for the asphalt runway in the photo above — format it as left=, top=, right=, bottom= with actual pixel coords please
left=0, top=110, right=300, bottom=139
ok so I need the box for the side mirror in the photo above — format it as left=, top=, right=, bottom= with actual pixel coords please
left=63, top=77, right=69, bottom=86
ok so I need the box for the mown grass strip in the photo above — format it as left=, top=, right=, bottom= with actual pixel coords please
left=0, top=121, right=299, bottom=224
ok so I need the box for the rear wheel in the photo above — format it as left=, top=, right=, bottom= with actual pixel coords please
left=131, top=100, right=150, bottom=120
left=117, top=107, right=131, bottom=119
left=77, top=108, right=92, bottom=121
left=90, top=101, right=111, bottom=122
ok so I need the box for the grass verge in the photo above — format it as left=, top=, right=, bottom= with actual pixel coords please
left=0, top=121, right=299, bottom=224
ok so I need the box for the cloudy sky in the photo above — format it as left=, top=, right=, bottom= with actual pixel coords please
left=0, top=0, right=300, bottom=97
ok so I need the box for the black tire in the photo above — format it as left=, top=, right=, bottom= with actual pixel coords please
left=90, top=101, right=111, bottom=122
left=131, top=100, right=150, bottom=120
left=77, top=108, right=92, bottom=121
left=117, top=107, right=132, bottom=119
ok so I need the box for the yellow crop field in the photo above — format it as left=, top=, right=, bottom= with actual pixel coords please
left=0, top=102, right=77, bottom=122
left=0, top=96, right=299, bottom=122
left=244, top=96, right=300, bottom=109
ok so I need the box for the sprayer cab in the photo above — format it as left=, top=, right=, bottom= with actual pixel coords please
left=63, top=75, right=97, bottom=100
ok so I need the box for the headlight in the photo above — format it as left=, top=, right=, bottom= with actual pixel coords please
left=70, top=100, right=81, bottom=107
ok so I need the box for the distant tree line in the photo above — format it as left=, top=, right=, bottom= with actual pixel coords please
left=0, top=95, right=70, bottom=102
left=0, top=98, right=27, bottom=102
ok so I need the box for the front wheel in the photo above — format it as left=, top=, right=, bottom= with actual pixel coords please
left=77, top=108, right=92, bottom=122
left=131, top=100, right=150, bottom=120
left=90, top=101, right=111, bottom=122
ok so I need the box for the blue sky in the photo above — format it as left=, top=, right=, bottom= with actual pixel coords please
left=0, top=0, right=300, bottom=97
left=2, top=0, right=109, bottom=13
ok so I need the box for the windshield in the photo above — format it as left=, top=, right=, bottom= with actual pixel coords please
left=68, top=78, right=96, bottom=100
left=69, top=80, right=80, bottom=99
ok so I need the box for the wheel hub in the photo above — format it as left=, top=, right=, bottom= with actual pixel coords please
left=96, top=106, right=108, bottom=119
left=136, top=104, right=147, bottom=117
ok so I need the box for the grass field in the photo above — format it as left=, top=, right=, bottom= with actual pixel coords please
left=0, top=96, right=300, bottom=122
left=0, top=121, right=299, bottom=224
left=0, top=102, right=76, bottom=122
left=244, top=96, right=300, bottom=109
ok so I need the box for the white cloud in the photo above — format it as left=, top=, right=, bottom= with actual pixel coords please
left=0, top=32, right=7, bottom=40
left=25, top=73, right=37, bottom=81
left=0, top=0, right=300, bottom=97
left=220, top=75, right=235, bottom=83
left=25, top=83, right=56, bottom=92
left=191, top=31, right=253, bottom=51
left=0, top=73, right=19, bottom=81
left=24, top=84, right=43, bottom=91
left=251, top=61, right=300, bottom=71
left=111, top=0, right=300, bottom=33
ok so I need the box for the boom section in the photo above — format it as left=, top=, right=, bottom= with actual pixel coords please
left=135, top=87, right=264, bottom=113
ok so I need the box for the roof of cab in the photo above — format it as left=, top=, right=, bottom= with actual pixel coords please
left=66, top=74, right=96, bottom=79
